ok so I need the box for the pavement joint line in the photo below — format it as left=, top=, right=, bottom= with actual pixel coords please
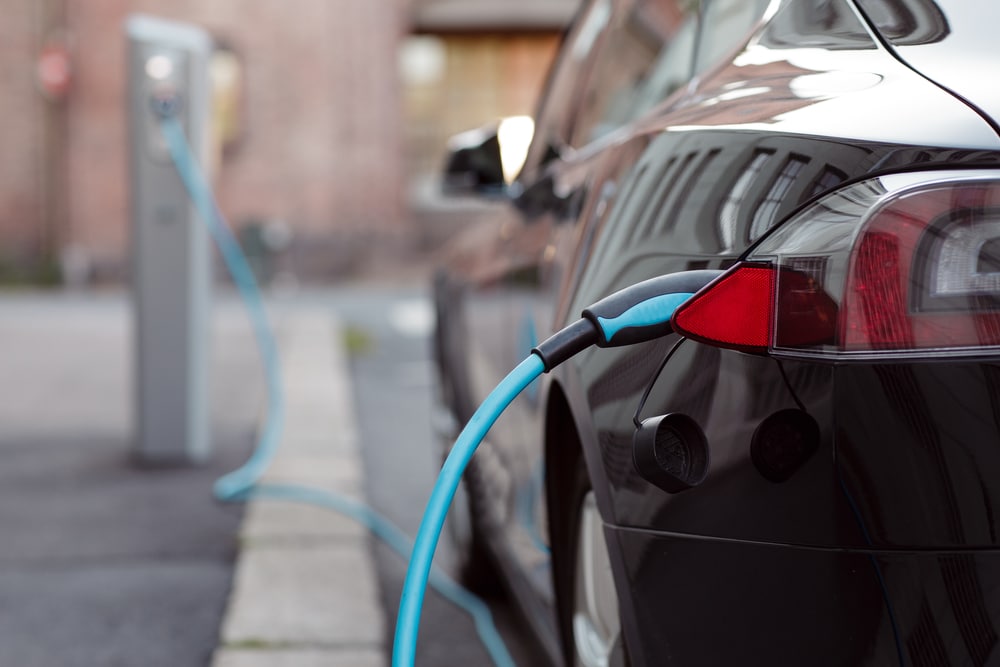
left=211, top=308, right=386, bottom=667
left=212, top=647, right=385, bottom=667
left=0, top=554, right=237, bottom=572
left=220, top=639, right=384, bottom=651
left=237, top=535, right=371, bottom=548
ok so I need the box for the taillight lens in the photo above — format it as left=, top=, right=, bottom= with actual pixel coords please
left=672, top=262, right=838, bottom=354
left=842, top=185, right=1000, bottom=351
left=673, top=171, right=1000, bottom=358
left=671, top=264, right=773, bottom=353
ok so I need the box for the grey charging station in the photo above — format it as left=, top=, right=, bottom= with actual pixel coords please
left=126, top=15, right=213, bottom=465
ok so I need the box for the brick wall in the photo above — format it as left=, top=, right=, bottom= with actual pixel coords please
left=0, top=1, right=48, bottom=273
left=2, top=0, right=406, bottom=282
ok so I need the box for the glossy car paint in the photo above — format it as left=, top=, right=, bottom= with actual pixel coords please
left=433, top=0, right=1000, bottom=664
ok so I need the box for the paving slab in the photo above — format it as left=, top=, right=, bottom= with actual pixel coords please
left=213, top=647, right=383, bottom=667
left=258, top=453, right=366, bottom=493
left=218, top=543, right=382, bottom=646
left=240, top=499, right=367, bottom=542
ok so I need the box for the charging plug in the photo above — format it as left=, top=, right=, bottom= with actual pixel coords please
left=532, top=270, right=721, bottom=371
left=583, top=270, right=722, bottom=347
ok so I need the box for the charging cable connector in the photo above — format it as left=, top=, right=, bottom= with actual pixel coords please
left=532, top=270, right=723, bottom=370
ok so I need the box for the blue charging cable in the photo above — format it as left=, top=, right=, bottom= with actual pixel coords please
left=159, top=104, right=722, bottom=667
left=157, top=116, right=284, bottom=503
left=394, top=355, right=544, bottom=666
left=158, top=113, right=516, bottom=667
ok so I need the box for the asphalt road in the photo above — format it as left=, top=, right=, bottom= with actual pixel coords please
left=325, top=284, right=548, bottom=667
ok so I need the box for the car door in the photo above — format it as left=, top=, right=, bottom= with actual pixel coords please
left=487, top=0, right=706, bottom=651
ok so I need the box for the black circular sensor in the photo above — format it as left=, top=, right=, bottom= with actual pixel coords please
left=633, top=413, right=709, bottom=494
left=750, top=408, right=820, bottom=483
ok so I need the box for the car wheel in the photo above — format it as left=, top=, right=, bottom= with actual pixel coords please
left=571, top=489, right=625, bottom=667
left=446, top=456, right=503, bottom=597
left=433, top=274, right=503, bottom=597
left=553, top=448, right=628, bottom=667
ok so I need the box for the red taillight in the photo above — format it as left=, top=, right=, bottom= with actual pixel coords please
left=844, top=231, right=914, bottom=349
left=672, top=263, right=839, bottom=354
left=672, top=264, right=774, bottom=353
left=841, top=185, right=1000, bottom=351
left=774, top=264, right=839, bottom=348
left=674, top=173, right=1000, bottom=358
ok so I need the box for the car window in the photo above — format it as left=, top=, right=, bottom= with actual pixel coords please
left=693, top=0, right=772, bottom=75
left=521, top=0, right=700, bottom=182
left=568, top=0, right=700, bottom=147
left=519, top=0, right=614, bottom=182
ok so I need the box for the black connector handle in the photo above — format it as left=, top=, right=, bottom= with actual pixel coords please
left=582, top=270, right=722, bottom=347
left=532, top=318, right=598, bottom=372
left=531, top=270, right=722, bottom=372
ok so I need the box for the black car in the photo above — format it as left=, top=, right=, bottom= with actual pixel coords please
left=432, top=1, right=1000, bottom=664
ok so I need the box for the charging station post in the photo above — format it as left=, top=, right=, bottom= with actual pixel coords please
left=126, top=15, right=213, bottom=465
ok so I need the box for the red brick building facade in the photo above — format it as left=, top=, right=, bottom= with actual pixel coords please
left=2, top=0, right=406, bottom=282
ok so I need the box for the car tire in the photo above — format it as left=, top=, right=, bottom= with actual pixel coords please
left=433, top=272, right=504, bottom=597
left=554, top=455, right=628, bottom=667
left=445, top=455, right=504, bottom=598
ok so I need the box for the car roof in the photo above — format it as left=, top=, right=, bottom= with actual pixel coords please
left=855, top=0, right=1000, bottom=135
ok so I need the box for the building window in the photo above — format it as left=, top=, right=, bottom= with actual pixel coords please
left=718, top=150, right=771, bottom=250
left=808, top=166, right=847, bottom=200
left=750, top=155, right=808, bottom=242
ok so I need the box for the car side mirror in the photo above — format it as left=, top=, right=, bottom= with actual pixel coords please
left=442, top=116, right=534, bottom=198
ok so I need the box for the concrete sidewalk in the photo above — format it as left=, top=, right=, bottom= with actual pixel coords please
left=211, top=310, right=386, bottom=667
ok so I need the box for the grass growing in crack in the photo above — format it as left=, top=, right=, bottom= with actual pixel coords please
left=226, top=638, right=287, bottom=650
left=342, top=324, right=374, bottom=357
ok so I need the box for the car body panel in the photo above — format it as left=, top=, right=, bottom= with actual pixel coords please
left=611, top=525, right=1000, bottom=667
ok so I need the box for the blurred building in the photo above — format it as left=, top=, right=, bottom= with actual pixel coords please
left=0, top=0, right=573, bottom=284
left=403, top=0, right=576, bottom=245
